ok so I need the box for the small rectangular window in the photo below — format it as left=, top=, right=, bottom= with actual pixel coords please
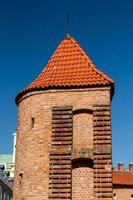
left=31, top=118, right=34, bottom=129
left=19, top=173, right=23, bottom=187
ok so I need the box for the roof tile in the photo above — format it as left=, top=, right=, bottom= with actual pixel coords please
left=16, top=35, right=114, bottom=103
left=113, top=171, right=133, bottom=186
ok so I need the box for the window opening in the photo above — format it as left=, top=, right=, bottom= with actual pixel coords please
left=113, top=193, right=116, bottom=200
left=131, top=194, right=133, bottom=200
left=19, top=173, right=23, bottom=187
left=31, top=118, right=34, bottom=129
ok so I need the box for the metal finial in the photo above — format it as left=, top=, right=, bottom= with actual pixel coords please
left=66, top=10, right=70, bottom=36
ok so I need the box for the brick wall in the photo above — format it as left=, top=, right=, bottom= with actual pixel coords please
left=13, top=87, right=112, bottom=200
left=113, top=186, right=133, bottom=200
left=73, top=112, right=93, bottom=150
left=72, top=167, right=94, bottom=200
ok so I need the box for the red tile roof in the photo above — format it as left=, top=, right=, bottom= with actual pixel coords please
left=16, top=34, right=114, bottom=103
left=113, top=171, right=133, bottom=186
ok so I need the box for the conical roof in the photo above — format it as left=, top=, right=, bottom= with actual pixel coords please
left=16, top=35, right=114, bottom=104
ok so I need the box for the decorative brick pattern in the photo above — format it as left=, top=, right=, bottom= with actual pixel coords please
left=73, top=112, right=93, bottom=150
left=49, top=106, right=73, bottom=199
left=72, top=109, right=94, bottom=200
left=93, top=105, right=112, bottom=200
left=72, top=167, right=94, bottom=200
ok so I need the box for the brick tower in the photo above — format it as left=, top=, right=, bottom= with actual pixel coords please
left=14, top=35, right=114, bottom=200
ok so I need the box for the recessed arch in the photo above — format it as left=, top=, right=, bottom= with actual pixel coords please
left=73, top=108, right=93, bottom=150
left=72, top=157, right=93, bottom=169
left=73, top=108, right=93, bottom=115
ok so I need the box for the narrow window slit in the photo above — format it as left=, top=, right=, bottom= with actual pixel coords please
left=31, top=117, right=35, bottom=129
left=19, top=173, right=23, bottom=187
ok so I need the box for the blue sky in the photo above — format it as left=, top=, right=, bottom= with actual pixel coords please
left=0, top=0, right=133, bottom=168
